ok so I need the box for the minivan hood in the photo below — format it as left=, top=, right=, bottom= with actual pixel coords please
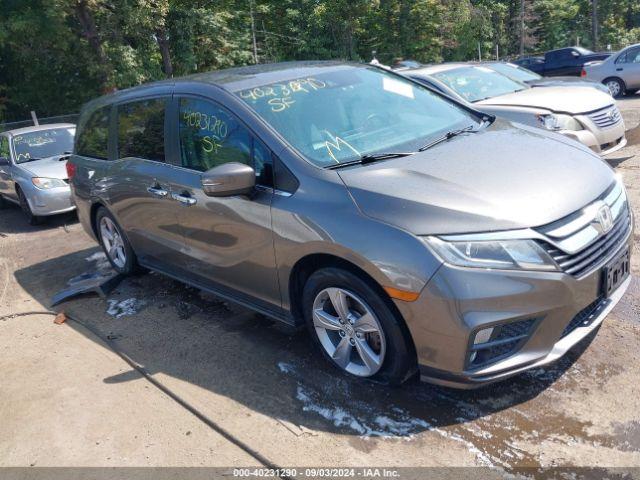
left=18, top=155, right=69, bottom=179
left=338, top=121, right=614, bottom=235
left=477, top=85, right=613, bottom=114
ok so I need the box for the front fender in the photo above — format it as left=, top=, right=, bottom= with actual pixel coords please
left=272, top=203, right=442, bottom=312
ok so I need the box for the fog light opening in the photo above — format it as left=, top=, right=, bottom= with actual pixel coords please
left=468, top=318, right=539, bottom=369
left=473, top=327, right=494, bottom=345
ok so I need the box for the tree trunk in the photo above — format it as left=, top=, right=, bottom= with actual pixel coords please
left=399, top=0, right=411, bottom=58
left=519, top=0, right=525, bottom=56
left=156, top=29, right=173, bottom=77
left=249, top=0, right=259, bottom=64
left=591, top=0, right=598, bottom=50
left=74, top=0, right=111, bottom=91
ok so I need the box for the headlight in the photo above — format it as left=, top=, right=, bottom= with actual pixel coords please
left=31, top=177, right=67, bottom=189
left=423, top=237, right=559, bottom=271
left=537, top=114, right=583, bottom=131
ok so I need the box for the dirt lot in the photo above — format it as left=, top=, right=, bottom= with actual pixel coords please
left=1, top=96, right=640, bottom=477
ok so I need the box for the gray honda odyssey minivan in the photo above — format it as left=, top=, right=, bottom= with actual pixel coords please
left=68, top=61, right=633, bottom=388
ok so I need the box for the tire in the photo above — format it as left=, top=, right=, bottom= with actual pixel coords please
left=17, top=188, right=43, bottom=226
left=603, top=77, right=625, bottom=98
left=0, top=195, right=7, bottom=209
left=95, top=207, right=138, bottom=275
left=302, top=267, right=416, bottom=385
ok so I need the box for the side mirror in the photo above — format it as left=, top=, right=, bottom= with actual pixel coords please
left=0, top=157, right=9, bottom=166
left=201, top=162, right=256, bottom=197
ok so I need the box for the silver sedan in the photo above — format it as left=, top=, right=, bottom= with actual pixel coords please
left=0, top=124, right=76, bottom=225
left=406, top=64, right=627, bottom=156
left=583, top=43, right=640, bottom=98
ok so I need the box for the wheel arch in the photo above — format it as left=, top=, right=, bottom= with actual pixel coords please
left=14, top=180, right=25, bottom=197
left=602, top=76, right=626, bottom=95
left=89, top=200, right=107, bottom=238
left=14, top=181, right=32, bottom=208
left=288, top=253, right=418, bottom=363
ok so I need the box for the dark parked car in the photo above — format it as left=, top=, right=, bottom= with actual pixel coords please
left=68, top=61, right=632, bottom=388
left=483, top=61, right=611, bottom=95
left=515, top=47, right=611, bottom=77
left=513, top=56, right=545, bottom=71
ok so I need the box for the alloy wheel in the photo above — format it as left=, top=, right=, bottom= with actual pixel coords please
left=606, top=80, right=621, bottom=97
left=99, top=216, right=127, bottom=269
left=312, top=287, right=386, bottom=377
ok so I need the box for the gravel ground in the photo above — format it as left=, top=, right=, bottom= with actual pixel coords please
left=0, top=94, right=639, bottom=477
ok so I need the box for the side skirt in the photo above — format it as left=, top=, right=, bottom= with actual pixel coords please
left=138, top=258, right=297, bottom=327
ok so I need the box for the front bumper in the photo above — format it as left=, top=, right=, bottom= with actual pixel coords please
left=26, top=184, right=76, bottom=216
left=561, top=111, right=627, bottom=156
left=396, top=221, right=634, bottom=389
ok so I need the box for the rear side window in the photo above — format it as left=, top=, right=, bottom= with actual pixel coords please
left=617, top=47, right=640, bottom=64
left=76, top=107, right=110, bottom=159
left=117, top=98, right=166, bottom=162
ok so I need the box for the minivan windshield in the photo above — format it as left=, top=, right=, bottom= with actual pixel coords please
left=235, top=66, right=478, bottom=167
left=485, top=63, right=541, bottom=82
left=12, top=128, right=75, bottom=163
left=431, top=66, right=528, bottom=103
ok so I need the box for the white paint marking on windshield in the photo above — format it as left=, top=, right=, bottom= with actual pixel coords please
left=382, top=77, right=415, bottom=99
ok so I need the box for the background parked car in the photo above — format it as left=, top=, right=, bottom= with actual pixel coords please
left=513, top=56, right=545, bottom=71
left=483, top=61, right=611, bottom=95
left=0, top=123, right=76, bottom=225
left=582, top=43, right=640, bottom=97
left=516, top=47, right=611, bottom=77
left=406, top=64, right=626, bottom=155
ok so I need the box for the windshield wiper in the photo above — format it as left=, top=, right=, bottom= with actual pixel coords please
left=327, top=152, right=415, bottom=170
left=18, top=157, right=42, bottom=163
left=418, top=121, right=489, bottom=152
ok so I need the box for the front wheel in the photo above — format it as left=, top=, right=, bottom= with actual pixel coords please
left=302, top=267, right=416, bottom=385
left=17, top=189, right=42, bottom=225
left=604, top=77, right=625, bottom=98
left=95, top=207, right=138, bottom=275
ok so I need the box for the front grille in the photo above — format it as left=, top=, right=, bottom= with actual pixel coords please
left=588, top=105, right=622, bottom=128
left=561, top=296, right=607, bottom=338
left=468, top=318, right=537, bottom=369
left=539, top=211, right=631, bottom=277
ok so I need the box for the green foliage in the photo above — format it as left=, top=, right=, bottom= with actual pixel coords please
left=0, top=0, right=639, bottom=122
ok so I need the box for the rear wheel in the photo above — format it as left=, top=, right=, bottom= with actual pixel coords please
left=302, top=267, right=416, bottom=385
left=17, top=188, right=42, bottom=226
left=604, top=77, right=625, bottom=98
left=95, top=207, right=138, bottom=275
left=0, top=195, right=7, bottom=209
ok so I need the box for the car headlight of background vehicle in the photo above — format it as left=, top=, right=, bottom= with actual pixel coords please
left=31, top=177, right=67, bottom=189
left=537, top=113, right=583, bottom=131
left=423, top=237, right=559, bottom=271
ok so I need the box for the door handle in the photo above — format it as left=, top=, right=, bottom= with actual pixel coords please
left=616, top=68, right=623, bottom=71
left=171, top=192, right=197, bottom=206
left=147, top=186, right=169, bottom=197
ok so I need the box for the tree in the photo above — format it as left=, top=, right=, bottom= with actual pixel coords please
left=1, top=0, right=640, bottom=122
